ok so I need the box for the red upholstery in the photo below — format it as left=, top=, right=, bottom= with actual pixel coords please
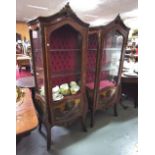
left=86, top=34, right=98, bottom=83
left=50, top=25, right=78, bottom=49
left=86, top=80, right=115, bottom=90
left=49, top=25, right=81, bottom=86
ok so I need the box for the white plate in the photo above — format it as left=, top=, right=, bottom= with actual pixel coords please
left=53, top=94, right=64, bottom=101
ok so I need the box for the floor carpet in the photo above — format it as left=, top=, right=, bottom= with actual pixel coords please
left=16, top=99, right=138, bottom=155
left=16, top=67, right=32, bottom=80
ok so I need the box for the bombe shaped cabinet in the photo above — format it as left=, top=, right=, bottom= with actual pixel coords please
left=86, top=15, right=129, bottom=127
left=28, top=4, right=89, bottom=150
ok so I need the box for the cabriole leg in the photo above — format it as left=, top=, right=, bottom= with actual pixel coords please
left=114, top=103, right=118, bottom=116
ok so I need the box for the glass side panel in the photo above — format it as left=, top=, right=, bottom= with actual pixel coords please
left=31, top=29, right=45, bottom=96
left=100, top=31, right=123, bottom=86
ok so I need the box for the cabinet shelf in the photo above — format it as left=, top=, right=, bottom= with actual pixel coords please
left=51, top=71, right=81, bottom=78
left=104, top=48, right=122, bottom=51
left=53, top=92, right=81, bottom=105
left=88, top=49, right=97, bottom=51
left=49, top=49, right=80, bottom=52
left=37, top=92, right=81, bottom=105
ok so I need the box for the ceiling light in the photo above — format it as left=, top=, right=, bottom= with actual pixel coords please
left=27, top=5, right=49, bottom=10
left=67, top=0, right=103, bottom=12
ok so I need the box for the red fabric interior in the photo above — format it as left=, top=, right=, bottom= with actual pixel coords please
left=86, top=34, right=98, bottom=83
left=86, top=33, right=114, bottom=90
left=49, top=25, right=81, bottom=86
left=86, top=80, right=115, bottom=90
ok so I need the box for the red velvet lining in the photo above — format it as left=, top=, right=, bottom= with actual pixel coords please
left=49, top=25, right=81, bottom=86
left=86, top=34, right=97, bottom=83
left=86, top=80, right=115, bottom=90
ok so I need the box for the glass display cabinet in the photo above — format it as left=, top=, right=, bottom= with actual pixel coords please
left=86, top=15, right=129, bottom=127
left=28, top=3, right=89, bottom=150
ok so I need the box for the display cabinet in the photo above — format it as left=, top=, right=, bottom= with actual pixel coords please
left=86, top=15, right=129, bottom=127
left=28, top=3, right=89, bottom=150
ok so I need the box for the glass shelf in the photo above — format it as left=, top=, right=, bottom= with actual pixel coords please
left=104, top=48, right=123, bottom=51
left=53, top=92, right=81, bottom=105
left=49, top=49, right=80, bottom=52
left=51, top=71, right=81, bottom=78
left=88, top=49, right=97, bottom=51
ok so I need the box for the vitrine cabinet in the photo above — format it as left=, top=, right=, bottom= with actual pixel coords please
left=28, top=3, right=89, bottom=150
left=86, top=15, right=129, bottom=127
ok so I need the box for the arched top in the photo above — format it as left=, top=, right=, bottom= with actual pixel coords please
left=89, top=14, right=130, bottom=34
left=28, top=3, right=89, bottom=28
left=45, top=19, right=86, bottom=40
left=106, top=14, right=130, bottom=31
left=49, top=24, right=81, bottom=43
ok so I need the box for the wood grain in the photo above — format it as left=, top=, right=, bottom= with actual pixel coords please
left=16, top=88, right=38, bottom=135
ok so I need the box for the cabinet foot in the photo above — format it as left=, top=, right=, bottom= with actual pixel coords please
left=80, top=116, right=87, bottom=132
left=114, top=104, right=118, bottom=116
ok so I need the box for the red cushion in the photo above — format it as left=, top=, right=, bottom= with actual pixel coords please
left=86, top=80, right=115, bottom=90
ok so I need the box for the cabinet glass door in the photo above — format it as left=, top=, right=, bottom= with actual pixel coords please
left=98, top=31, right=123, bottom=104
left=100, top=31, right=123, bottom=84
left=46, top=25, right=83, bottom=120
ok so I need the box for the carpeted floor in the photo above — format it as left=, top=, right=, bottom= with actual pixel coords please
left=16, top=99, right=138, bottom=155
left=16, top=66, right=32, bottom=80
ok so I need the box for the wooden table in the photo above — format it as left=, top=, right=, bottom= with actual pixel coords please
left=16, top=88, right=38, bottom=135
left=16, top=55, right=31, bottom=72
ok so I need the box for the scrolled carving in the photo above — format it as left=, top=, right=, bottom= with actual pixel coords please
left=59, top=2, right=75, bottom=17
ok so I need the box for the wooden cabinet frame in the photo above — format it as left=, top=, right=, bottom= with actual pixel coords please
left=86, top=15, right=130, bottom=127
left=28, top=3, right=89, bottom=150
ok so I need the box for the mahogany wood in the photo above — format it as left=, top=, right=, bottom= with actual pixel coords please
left=28, top=3, right=89, bottom=150
left=86, top=15, right=130, bottom=127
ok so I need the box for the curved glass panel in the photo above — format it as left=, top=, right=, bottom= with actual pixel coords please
left=98, top=31, right=124, bottom=106
left=31, top=29, right=45, bottom=96
left=100, top=31, right=124, bottom=85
